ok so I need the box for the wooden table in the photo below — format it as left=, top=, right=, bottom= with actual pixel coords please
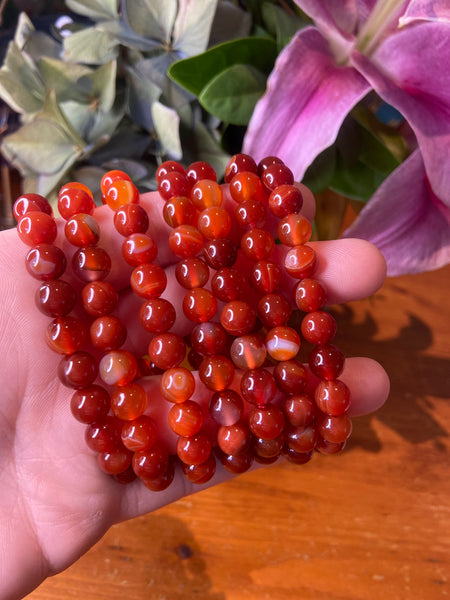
left=27, top=265, right=450, bottom=600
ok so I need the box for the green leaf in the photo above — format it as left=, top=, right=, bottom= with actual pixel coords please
left=0, top=41, right=45, bottom=114
left=302, top=146, right=337, bottom=193
left=329, top=159, right=389, bottom=202
left=121, top=0, right=177, bottom=44
left=63, top=26, right=119, bottom=64
left=199, top=64, right=267, bottom=126
left=172, top=0, right=218, bottom=56
left=151, top=102, right=182, bottom=160
left=65, top=0, right=119, bottom=20
left=261, top=2, right=306, bottom=50
left=168, top=37, right=277, bottom=97
left=38, top=57, right=93, bottom=103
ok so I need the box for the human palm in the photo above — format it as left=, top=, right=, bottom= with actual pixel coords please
left=0, top=187, right=389, bottom=600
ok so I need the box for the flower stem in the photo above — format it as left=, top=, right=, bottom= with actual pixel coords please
left=356, top=0, right=406, bottom=55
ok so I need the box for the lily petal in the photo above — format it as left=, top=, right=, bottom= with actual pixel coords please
left=399, top=0, right=450, bottom=26
left=343, top=150, right=450, bottom=275
left=243, top=27, right=370, bottom=180
left=294, top=0, right=360, bottom=37
left=351, top=21, right=450, bottom=205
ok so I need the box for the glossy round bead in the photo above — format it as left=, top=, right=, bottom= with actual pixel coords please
left=100, top=169, right=132, bottom=195
left=121, top=415, right=158, bottom=452
left=169, top=224, right=203, bottom=258
left=283, top=447, right=314, bottom=465
left=183, top=287, right=217, bottom=323
left=249, top=260, right=282, bottom=294
left=217, top=421, right=251, bottom=455
left=158, top=171, right=190, bottom=201
left=58, top=187, right=95, bottom=219
left=111, top=382, right=148, bottom=420
left=35, top=280, right=77, bottom=317
left=190, top=322, right=227, bottom=356
left=248, top=406, right=285, bottom=440
left=187, top=349, right=203, bottom=370
left=190, top=179, right=223, bottom=209
left=309, top=344, right=345, bottom=380
left=13, top=193, right=52, bottom=221
left=17, top=211, right=57, bottom=246
left=142, top=456, right=175, bottom=491
left=278, top=213, right=312, bottom=246
left=314, top=379, right=351, bottom=415
left=284, top=245, right=317, bottom=279
left=90, top=315, right=127, bottom=351
left=240, top=228, right=274, bottom=261
left=122, top=233, right=158, bottom=266
left=315, top=438, right=346, bottom=455
left=253, top=434, right=284, bottom=459
left=240, top=368, right=277, bottom=407
left=203, top=238, right=238, bottom=269
left=169, top=400, right=204, bottom=436
left=72, top=246, right=111, bottom=282
left=58, top=351, right=98, bottom=388
left=261, top=163, right=294, bottom=191
left=283, top=393, right=317, bottom=427
left=175, top=257, right=209, bottom=289
left=148, top=333, right=186, bottom=370
left=81, top=280, right=118, bottom=316
left=224, top=153, right=257, bottom=183
left=104, top=179, right=139, bottom=210
left=156, top=160, right=186, bottom=185
left=265, top=326, right=301, bottom=361
left=132, top=442, right=170, bottom=479
left=301, top=311, right=337, bottom=345
left=186, top=161, right=217, bottom=185
left=220, top=300, right=257, bottom=336
left=285, top=424, right=318, bottom=452
left=209, top=389, right=244, bottom=426
left=182, top=453, right=216, bottom=484
left=273, top=360, right=308, bottom=395
left=65, top=213, right=100, bottom=246
left=230, top=334, right=267, bottom=370
left=97, top=448, right=133, bottom=475
left=198, top=206, right=232, bottom=239
left=130, top=263, right=167, bottom=299
left=85, top=416, right=123, bottom=453
left=234, top=198, right=267, bottom=229
left=218, top=449, right=253, bottom=473
left=257, top=155, right=284, bottom=176
left=295, top=278, right=328, bottom=312
left=160, top=367, right=196, bottom=404
left=177, top=433, right=212, bottom=465
left=163, top=196, right=197, bottom=228
left=139, top=298, right=176, bottom=334
left=257, top=293, right=292, bottom=328
left=199, top=355, right=235, bottom=391
left=317, top=412, right=352, bottom=444
left=114, top=203, right=149, bottom=236
left=46, top=316, right=87, bottom=354
left=70, top=385, right=110, bottom=424
left=25, top=244, right=66, bottom=280
left=113, top=465, right=138, bottom=485
left=137, top=356, right=164, bottom=378
left=229, top=171, right=266, bottom=204
left=211, top=267, right=245, bottom=301
left=99, top=350, right=138, bottom=386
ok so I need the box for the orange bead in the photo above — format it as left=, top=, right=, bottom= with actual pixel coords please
left=100, top=169, right=132, bottom=195
left=130, top=263, right=167, bottom=299
left=199, top=355, right=235, bottom=391
left=169, top=224, right=203, bottom=258
left=278, top=213, right=312, bottom=246
left=229, top=171, right=266, bottom=203
left=284, top=245, right=317, bottom=279
left=160, top=367, right=196, bottom=403
left=104, top=179, right=139, bottom=210
left=111, top=382, right=148, bottom=420
left=197, top=206, right=231, bottom=239
left=265, top=326, right=301, bottom=361
left=182, top=287, right=217, bottom=323
left=168, top=400, right=204, bottom=436
left=99, top=350, right=138, bottom=386
left=190, top=179, right=223, bottom=209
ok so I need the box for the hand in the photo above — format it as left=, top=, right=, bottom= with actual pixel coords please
left=0, top=184, right=389, bottom=600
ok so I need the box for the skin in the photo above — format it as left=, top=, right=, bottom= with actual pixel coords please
left=0, top=185, right=389, bottom=600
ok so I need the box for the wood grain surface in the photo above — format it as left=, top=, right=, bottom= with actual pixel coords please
left=26, top=265, right=450, bottom=600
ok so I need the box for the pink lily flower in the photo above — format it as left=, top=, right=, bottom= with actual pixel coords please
left=243, top=0, right=450, bottom=275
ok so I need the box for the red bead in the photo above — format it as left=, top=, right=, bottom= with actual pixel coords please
left=217, top=421, right=251, bottom=455
left=133, top=442, right=170, bottom=479
left=211, top=267, right=245, bottom=301
left=113, top=465, right=138, bottom=485
left=13, top=193, right=52, bottom=221
left=70, top=385, right=110, bottom=424
left=175, top=257, right=209, bottom=289
left=261, top=163, right=294, bottom=191
left=177, top=433, right=212, bottom=465
left=265, top=326, right=301, bottom=361
left=309, top=344, right=345, bottom=380
left=36, top=280, right=77, bottom=317
left=257, top=155, right=284, bottom=177
left=72, top=246, right=111, bottom=282
left=240, top=368, right=277, bottom=407
left=81, top=280, right=118, bottom=316
left=104, top=179, right=139, bottom=210
left=230, top=334, right=267, bottom=370
left=234, top=198, right=267, bottom=229
left=278, top=213, right=312, bottom=246
left=142, top=456, right=175, bottom=491
left=139, top=298, right=176, bottom=333
left=248, top=406, right=285, bottom=440
left=97, top=448, right=133, bottom=475
left=314, top=379, right=351, bottom=415
left=225, top=153, right=257, bottom=183
left=257, top=293, right=292, bottom=328
left=159, top=171, right=190, bottom=201
left=268, top=184, right=303, bottom=217
left=58, top=187, right=95, bottom=219
left=182, top=454, right=216, bottom=484
left=285, top=424, right=318, bottom=452
left=25, top=244, right=66, bottom=280
left=46, top=316, right=87, bottom=354
left=85, top=416, right=122, bottom=453
left=317, top=412, right=352, bottom=443
left=198, top=206, right=232, bottom=239
left=163, top=196, right=197, bottom=228
left=218, top=448, right=253, bottom=473
left=156, top=161, right=186, bottom=185
left=190, top=179, right=223, bottom=210
left=65, top=213, right=100, bottom=246
left=183, top=287, right=217, bottom=323
left=203, top=238, right=238, bottom=269
left=315, top=438, right=346, bottom=455
left=220, top=300, right=257, bottom=336
left=122, top=233, right=158, bottom=266
left=253, top=434, right=284, bottom=459
left=190, top=322, right=227, bottom=356
left=130, top=263, right=167, bottom=298
left=283, top=393, right=317, bottom=427
left=148, top=333, right=186, bottom=370
left=229, top=171, right=266, bottom=204
left=209, top=389, right=244, bottom=426
left=295, top=278, right=328, bottom=312
left=58, top=351, right=98, bottom=388
left=169, top=400, right=204, bottom=436
left=100, top=169, right=132, bottom=195
left=283, top=447, right=314, bottom=465
left=273, top=360, right=308, bottom=395
left=99, top=350, right=138, bottom=386
left=121, top=415, right=157, bottom=452
left=186, top=161, right=217, bottom=185
left=90, top=315, right=127, bottom=351
left=249, top=260, right=282, bottom=294
left=160, top=367, right=196, bottom=403
left=169, top=224, right=203, bottom=258
left=301, top=311, right=337, bottom=345
left=114, top=203, right=149, bottom=236
left=17, top=211, right=57, bottom=246
left=199, top=355, right=235, bottom=391
left=240, top=228, right=274, bottom=261
left=284, top=245, right=317, bottom=279
left=111, top=382, right=148, bottom=420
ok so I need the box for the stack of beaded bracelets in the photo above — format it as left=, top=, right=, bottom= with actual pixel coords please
left=14, top=153, right=352, bottom=490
